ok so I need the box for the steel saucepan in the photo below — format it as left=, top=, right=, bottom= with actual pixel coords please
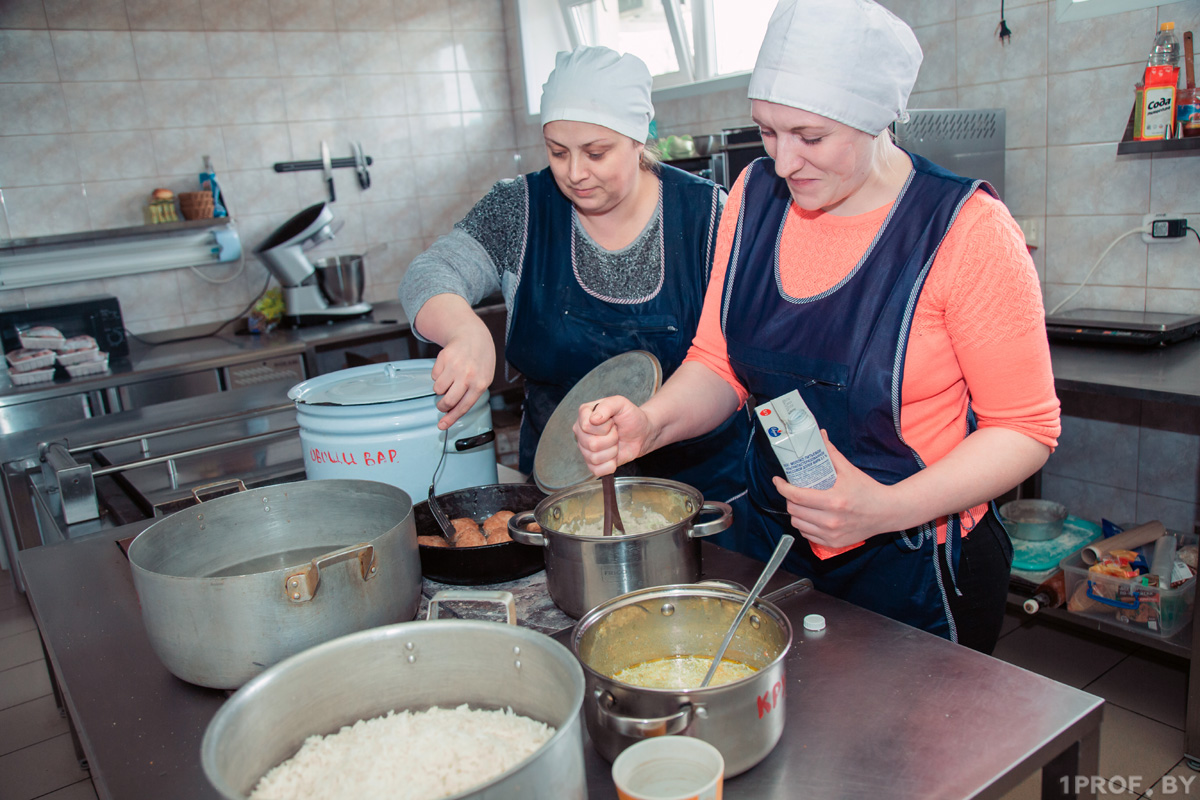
left=126, top=478, right=421, bottom=689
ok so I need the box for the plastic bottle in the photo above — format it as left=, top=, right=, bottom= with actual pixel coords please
left=1136, top=23, right=1182, bottom=140
left=1149, top=533, right=1178, bottom=587
left=1022, top=570, right=1067, bottom=615
left=199, top=155, right=228, bottom=218
left=1147, top=22, right=1181, bottom=71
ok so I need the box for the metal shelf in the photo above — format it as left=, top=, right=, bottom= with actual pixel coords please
left=1115, top=104, right=1200, bottom=155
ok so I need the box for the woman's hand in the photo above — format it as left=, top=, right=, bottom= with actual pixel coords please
left=573, top=396, right=658, bottom=476
left=429, top=320, right=495, bottom=430
left=771, top=431, right=896, bottom=549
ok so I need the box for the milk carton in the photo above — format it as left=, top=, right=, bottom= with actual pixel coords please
left=755, top=390, right=836, bottom=490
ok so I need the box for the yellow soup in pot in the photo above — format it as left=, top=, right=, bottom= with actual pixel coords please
left=612, top=656, right=757, bottom=689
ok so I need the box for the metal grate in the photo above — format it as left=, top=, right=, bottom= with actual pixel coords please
left=895, top=110, right=1002, bottom=142
left=892, top=108, right=1007, bottom=199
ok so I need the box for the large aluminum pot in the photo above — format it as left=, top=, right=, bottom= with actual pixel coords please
left=572, top=583, right=792, bottom=778
left=202, top=608, right=587, bottom=799
left=509, top=477, right=731, bottom=618
left=126, top=478, right=421, bottom=689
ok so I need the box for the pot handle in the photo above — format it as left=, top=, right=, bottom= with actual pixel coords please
left=284, top=542, right=377, bottom=603
left=594, top=689, right=692, bottom=738
left=507, top=511, right=546, bottom=547
left=427, top=589, right=517, bottom=624
left=687, top=501, right=733, bottom=539
left=190, top=479, right=247, bottom=504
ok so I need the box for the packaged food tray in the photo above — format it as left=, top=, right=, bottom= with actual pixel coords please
left=18, top=326, right=64, bottom=349
left=56, top=335, right=97, bottom=354
left=6, top=348, right=56, bottom=373
left=1061, top=531, right=1197, bottom=639
left=9, top=366, right=56, bottom=386
left=64, top=351, right=109, bottom=378
left=57, top=346, right=101, bottom=366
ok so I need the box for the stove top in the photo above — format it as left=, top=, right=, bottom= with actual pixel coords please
left=1045, top=308, right=1200, bottom=347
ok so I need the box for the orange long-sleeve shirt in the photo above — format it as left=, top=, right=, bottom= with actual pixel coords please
left=686, top=168, right=1061, bottom=539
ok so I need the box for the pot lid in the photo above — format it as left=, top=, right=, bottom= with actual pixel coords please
left=288, top=360, right=436, bottom=406
left=533, top=350, right=662, bottom=494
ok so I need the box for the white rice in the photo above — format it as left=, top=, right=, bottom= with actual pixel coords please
left=249, top=704, right=555, bottom=800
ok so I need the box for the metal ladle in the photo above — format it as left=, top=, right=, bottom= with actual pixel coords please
left=699, top=534, right=795, bottom=688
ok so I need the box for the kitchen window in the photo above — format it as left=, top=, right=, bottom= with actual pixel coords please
left=516, top=0, right=772, bottom=114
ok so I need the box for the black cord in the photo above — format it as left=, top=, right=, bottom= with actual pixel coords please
left=997, top=0, right=1012, bottom=44
left=122, top=272, right=273, bottom=347
left=1189, top=225, right=1200, bottom=246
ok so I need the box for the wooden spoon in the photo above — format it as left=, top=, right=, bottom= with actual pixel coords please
left=593, top=402, right=626, bottom=537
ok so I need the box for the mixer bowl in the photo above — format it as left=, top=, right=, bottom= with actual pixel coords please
left=312, top=255, right=365, bottom=307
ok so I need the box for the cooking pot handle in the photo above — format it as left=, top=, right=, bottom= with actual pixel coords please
left=427, top=589, right=517, bottom=624
left=507, top=511, right=546, bottom=547
left=454, top=430, right=495, bottom=451
left=190, top=479, right=247, bottom=504
left=284, top=542, right=377, bottom=603
left=595, top=689, right=692, bottom=737
left=687, top=501, right=733, bottom=539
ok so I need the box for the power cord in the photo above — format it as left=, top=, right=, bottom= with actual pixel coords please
left=123, top=270, right=272, bottom=347
left=1046, top=226, right=1147, bottom=317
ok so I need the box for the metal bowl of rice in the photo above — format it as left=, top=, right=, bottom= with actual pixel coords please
left=202, top=614, right=587, bottom=799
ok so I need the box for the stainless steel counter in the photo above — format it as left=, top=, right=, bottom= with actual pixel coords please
left=1050, top=337, right=1200, bottom=406
left=19, top=530, right=1103, bottom=800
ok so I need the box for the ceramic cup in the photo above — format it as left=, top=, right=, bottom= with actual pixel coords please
left=612, top=736, right=725, bottom=800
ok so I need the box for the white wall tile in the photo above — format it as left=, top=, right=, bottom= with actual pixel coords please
left=453, top=30, right=507, bottom=73
left=956, top=3, right=1048, bottom=86
left=275, top=32, right=339, bottom=76
left=1149, top=155, right=1200, bottom=214
left=1145, top=288, right=1200, bottom=314
left=62, top=81, right=147, bottom=132
left=126, top=0, right=206, bottom=32
left=217, top=78, right=288, bottom=124
left=461, top=110, right=514, bottom=152
left=73, top=131, right=158, bottom=181
left=104, top=269, right=184, bottom=323
left=141, top=79, right=211, bottom=128
left=132, top=31, right=212, bottom=80
left=417, top=190, right=473, bottom=239
left=1045, top=143, right=1149, bottom=216
left=341, top=74, right=407, bottom=117
left=1043, top=283, right=1145, bottom=315
left=152, top=127, right=226, bottom=175
left=3, top=184, right=90, bottom=238
left=206, top=32, right=280, bottom=78
left=1003, top=147, right=1046, bottom=216
left=269, top=0, right=336, bottom=32
left=357, top=115, right=411, bottom=158
left=366, top=155, right=416, bottom=200
left=407, top=112, right=464, bottom=155
left=222, top=123, right=291, bottom=169
left=1046, top=5, right=1156, bottom=75
left=333, top=0, right=395, bottom=31
left=338, top=31, right=402, bottom=74
left=1147, top=240, right=1200, bottom=291
left=1048, top=64, right=1141, bottom=147
left=359, top=198, right=420, bottom=242
left=910, top=20, right=956, bottom=94
left=0, top=31, right=60, bottom=83
left=880, top=0, right=955, bottom=28
left=51, top=31, right=139, bottom=82
left=83, top=177, right=163, bottom=229
left=1040, top=473, right=1138, bottom=527
left=961, top=76, right=1045, bottom=149
left=393, top=0, right=451, bottom=31
left=0, top=0, right=48, bottom=30
left=0, top=135, right=79, bottom=187
left=43, top=0, right=129, bottom=31
left=200, top=0, right=273, bottom=31
left=448, top=0, right=503, bottom=31
left=1043, top=214, right=1147, bottom=288
left=458, top=70, right=511, bottom=113
left=282, top=76, right=347, bottom=121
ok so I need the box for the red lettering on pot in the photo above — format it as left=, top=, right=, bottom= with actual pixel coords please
left=756, top=680, right=784, bottom=719
left=389, top=449, right=398, bottom=463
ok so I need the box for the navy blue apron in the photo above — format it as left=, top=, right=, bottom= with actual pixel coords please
left=722, top=152, right=991, bottom=641
left=506, top=165, right=751, bottom=527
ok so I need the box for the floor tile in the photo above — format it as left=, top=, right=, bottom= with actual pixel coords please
left=42, top=779, right=99, bottom=800
left=991, top=616, right=1138, bottom=689
left=1086, top=647, right=1189, bottom=730
left=0, top=629, right=45, bottom=673
left=0, top=601, right=36, bottom=640
left=0, top=733, right=88, bottom=799
left=0, top=695, right=69, bottom=756
left=0, top=570, right=25, bottom=612
left=1147, top=759, right=1200, bottom=797
left=1096, top=705, right=1185, bottom=795
left=0, top=660, right=52, bottom=711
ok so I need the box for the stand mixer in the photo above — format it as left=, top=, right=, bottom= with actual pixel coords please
left=255, top=203, right=372, bottom=326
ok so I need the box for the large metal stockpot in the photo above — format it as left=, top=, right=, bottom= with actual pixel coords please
left=202, top=614, right=588, bottom=799
left=508, top=477, right=732, bottom=618
left=572, top=583, right=792, bottom=778
left=126, top=478, right=421, bottom=689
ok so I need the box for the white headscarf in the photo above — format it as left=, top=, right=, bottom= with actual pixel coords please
left=540, top=46, right=655, bottom=143
left=749, top=0, right=923, bottom=135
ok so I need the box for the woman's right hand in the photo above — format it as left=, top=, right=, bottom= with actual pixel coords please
left=429, top=319, right=496, bottom=430
left=573, top=396, right=657, bottom=476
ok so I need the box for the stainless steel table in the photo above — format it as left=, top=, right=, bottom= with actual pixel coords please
left=20, top=527, right=1103, bottom=800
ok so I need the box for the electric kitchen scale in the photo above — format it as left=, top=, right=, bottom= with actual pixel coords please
left=1045, top=308, right=1200, bottom=347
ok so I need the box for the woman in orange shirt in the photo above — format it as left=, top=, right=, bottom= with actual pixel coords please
left=574, top=0, right=1060, bottom=653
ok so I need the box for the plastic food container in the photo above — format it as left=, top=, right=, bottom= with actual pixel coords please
left=1061, top=531, right=1197, bottom=639
left=56, top=335, right=97, bottom=353
left=18, top=326, right=64, bottom=349
left=57, top=346, right=101, bottom=366
left=6, top=348, right=56, bottom=373
left=9, top=366, right=56, bottom=385
left=64, top=351, right=109, bottom=378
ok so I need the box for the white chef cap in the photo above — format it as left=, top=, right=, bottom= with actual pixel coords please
left=540, top=46, right=655, bottom=143
left=749, top=0, right=923, bottom=135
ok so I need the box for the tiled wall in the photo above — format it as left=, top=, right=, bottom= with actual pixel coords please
left=0, top=0, right=519, bottom=333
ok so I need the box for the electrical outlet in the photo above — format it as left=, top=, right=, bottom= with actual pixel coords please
left=1016, top=217, right=1040, bottom=249
left=1142, top=212, right=1189, bottom=243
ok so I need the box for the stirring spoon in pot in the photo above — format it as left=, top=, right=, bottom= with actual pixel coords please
left=699, top=534, right=795, bottom=688
left=593, top=402, right=626, bottom=537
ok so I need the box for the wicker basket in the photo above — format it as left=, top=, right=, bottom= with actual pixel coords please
left=178, top=191, right=215, bottom=220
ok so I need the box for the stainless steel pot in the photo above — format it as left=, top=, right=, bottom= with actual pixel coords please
left=312, top=254, right=365, bottom=306
left=571, top=583, right=792, bottom=778
left=508, top=477, right=731, bottom=618
left=201, top=596, right=587, bottom=800
left=126, top=478, right=421, bottom=689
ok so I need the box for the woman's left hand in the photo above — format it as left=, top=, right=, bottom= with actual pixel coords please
left=771, top=431, right=897, bottom=550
